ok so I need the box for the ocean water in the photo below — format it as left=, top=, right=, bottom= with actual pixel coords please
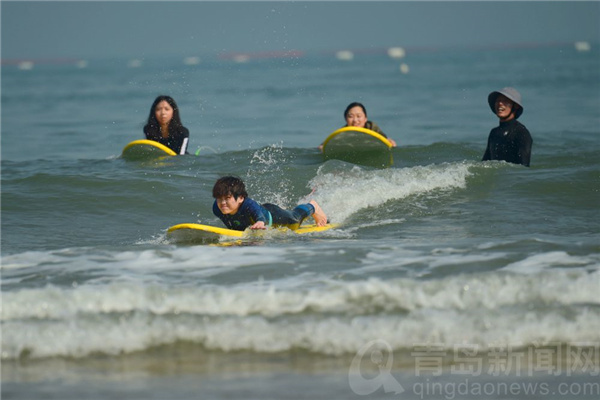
left=2, top=45, right=599, bottom=399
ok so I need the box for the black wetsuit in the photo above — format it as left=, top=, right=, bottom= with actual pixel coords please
left=213, top=198, right=315, bottom=231
left=143, top=126, right=190, bottom=155
left=482, top=119, right=532, bottom=167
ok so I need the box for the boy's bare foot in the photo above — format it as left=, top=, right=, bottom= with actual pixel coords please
left=309, top=200, right=327, bottom=227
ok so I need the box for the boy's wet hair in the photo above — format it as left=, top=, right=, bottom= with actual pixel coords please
left=213, top=176, right=248, bottom=199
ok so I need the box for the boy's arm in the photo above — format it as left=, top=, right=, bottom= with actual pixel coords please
left=244, top=198, right=268, bottom=229
left=249, top=221, right=266, bottom=230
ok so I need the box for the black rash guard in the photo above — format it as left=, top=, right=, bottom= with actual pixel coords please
left=143, top=126, right=189, bottom=155
left=482, top=119, right=532, bottom=167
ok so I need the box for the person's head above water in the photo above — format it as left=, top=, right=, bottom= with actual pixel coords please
left=212, top=176, right=248, bottom=200
left=344, top=102, right=368, bottom=128
left=146, top=95, right=184, bottom=130
left=488, top=87, right=523, bottom=121
left=212, top=176, right=249, bottom=216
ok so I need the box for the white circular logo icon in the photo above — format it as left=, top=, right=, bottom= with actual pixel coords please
left=349, top=339, right=405, bottom=396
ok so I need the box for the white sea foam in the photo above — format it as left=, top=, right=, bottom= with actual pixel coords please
left=0, top=245, right=290, bottom=273
left=504, top=251, right=599, bottom=274
left=0, top=250, right=70, bottom=270
left=344, top=218, right=406, bottom=234
left=350, top=247, right=506, bottom=277
left=307, top=162, right=472, bottom=223
left=3, top=265, right=598, bottom=321
left=2, top=299, right=598, bottom=360
left=2, top=269, right=598, bottom=359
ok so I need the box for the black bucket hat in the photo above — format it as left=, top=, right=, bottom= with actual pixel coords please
left=488, top=87, right=523, bottom=119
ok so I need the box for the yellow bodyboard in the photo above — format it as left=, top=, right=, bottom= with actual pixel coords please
left=122, top=139, right=177, bottom=160
left=167, top=222, right=338, bottom=243
left=322, top=127, right=393, bottom=168
left=167, top=223, right=244, bottom=238
left=322, top=126, right=393, bottom=148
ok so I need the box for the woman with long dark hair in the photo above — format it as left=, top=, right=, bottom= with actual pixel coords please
left=143, top=95, right=189, bottom=154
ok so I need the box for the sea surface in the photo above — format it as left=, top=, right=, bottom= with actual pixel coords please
left=2, top=45, right=599, bottom=399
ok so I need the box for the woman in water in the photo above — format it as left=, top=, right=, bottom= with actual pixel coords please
left=143, top=95, right=189, bottom=154
left=343, top=102, right=397, bottom=147
left=320, top=102, right=397, bottom=150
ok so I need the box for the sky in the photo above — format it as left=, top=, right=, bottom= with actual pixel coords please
left=1, top=1, right=599, bottom=61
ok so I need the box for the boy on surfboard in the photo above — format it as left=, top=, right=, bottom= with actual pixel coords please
left=212, top=176, right=328, bottom=231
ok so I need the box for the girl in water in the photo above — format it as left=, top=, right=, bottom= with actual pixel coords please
left=319, top=102, right=397, bottom=150
left=343, top=102, right=397, bottom=147
left=143, top=95, right=189, bottom=154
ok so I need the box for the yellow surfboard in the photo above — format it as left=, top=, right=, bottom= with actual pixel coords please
left=167, top=222, right=338, bottom=243
left=121, top=139, right=177, bottom=160
left=322, top=127, right=393, bottom=167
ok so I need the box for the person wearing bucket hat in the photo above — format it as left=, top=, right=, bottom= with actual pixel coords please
left=482, top=87, right=533, bottom=167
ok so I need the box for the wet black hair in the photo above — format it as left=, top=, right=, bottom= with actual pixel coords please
left=344, top=102, right=367, bottom=119
left=212, top=176, right=248, bottom=200
left=144, top=95, right=184, bottom=135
